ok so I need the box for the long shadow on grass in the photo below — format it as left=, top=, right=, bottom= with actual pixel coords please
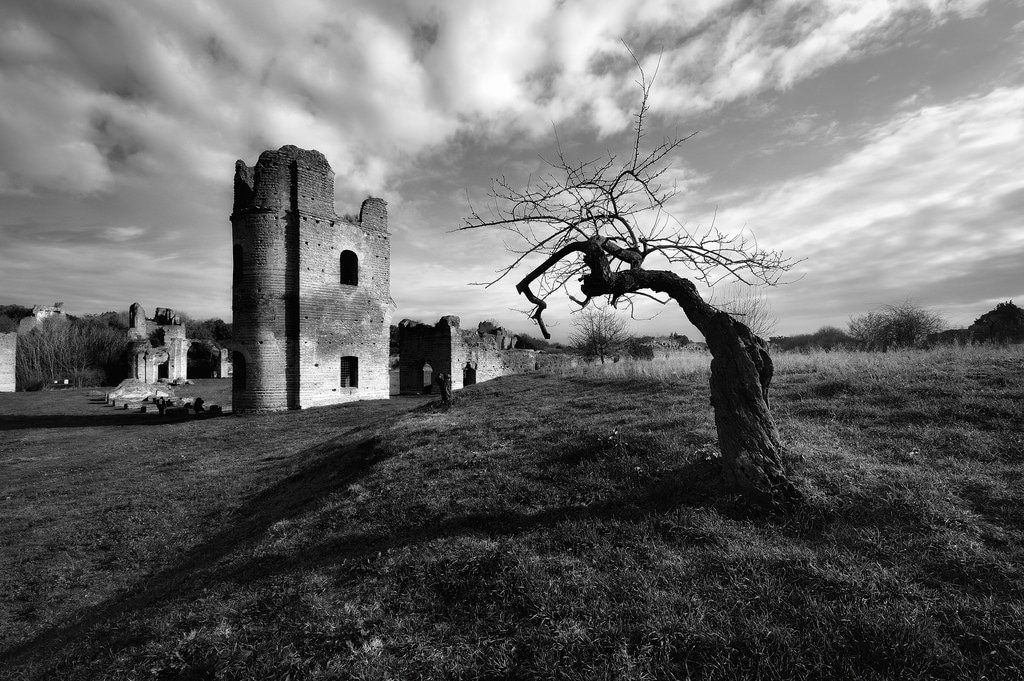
left=207, top=457, right=733, bottom=588
left=0, top=431, right=393, bottom=668
left=0, top=422, right=736, bottom=671
left=0, top=412, right=207, bottom=429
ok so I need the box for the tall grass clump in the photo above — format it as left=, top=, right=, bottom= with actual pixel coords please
left=561, top=343, right=1023, bottom=389
left=773, top=343, right=1024, bottom=384
left=556, top=352, right=711, bottom=383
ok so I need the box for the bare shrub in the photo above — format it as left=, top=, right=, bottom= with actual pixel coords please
left=16, top=316, right=131, bottom=389
left=569, top=307, right=629, bottom=364
left=849, top=300, right=944, bottom=350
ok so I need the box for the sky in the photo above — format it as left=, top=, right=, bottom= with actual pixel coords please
left=1, top=0, right=1022, bottom=342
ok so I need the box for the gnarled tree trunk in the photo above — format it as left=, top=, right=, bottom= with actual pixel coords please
left=610, top=270, right=797, bottom=504
left=434, top=372, right=453, bottom=408
left=520, top=239, right=800, bottom=505
left=700, top=310, right=798, bottom=504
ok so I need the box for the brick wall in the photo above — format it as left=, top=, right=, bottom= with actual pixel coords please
left=398, top=316, right=458, bottom=393
left=0, top=333, right=15, bottom=392
left=232, top=145, right=391, bottom=411
left=127, top=302, right=191, bottom=383
left=297, top=200, right=391, bottom=407
left=398, top=316, right=538, bottom=393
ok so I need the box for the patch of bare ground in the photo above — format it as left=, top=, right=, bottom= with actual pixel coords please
left=1, top=346, right=1022, bottom=679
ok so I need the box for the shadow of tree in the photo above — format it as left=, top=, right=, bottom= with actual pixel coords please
left=219, top=456, right=731, bottom=582
left=0, top=433, right=388, bottom=666
left=0, top=413, right=202, bottom=429
left=1, top=432, right=736, bottom=670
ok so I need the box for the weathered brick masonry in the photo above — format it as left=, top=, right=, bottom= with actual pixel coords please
left=231, top=145, right=391, bottom=411
left=0, top=333, right=15, bottom=392
left=127, top=303, right=191, bottom=383
left=398, top=317, right=537, bottom=394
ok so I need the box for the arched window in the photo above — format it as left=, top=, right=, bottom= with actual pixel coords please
left=232, top=352, right=246, bottom=392
left=340, top=250, right=358, bottom=286
left=233, top=244, right=243, bottom=285
left=340, top=356, right=358, bottom=388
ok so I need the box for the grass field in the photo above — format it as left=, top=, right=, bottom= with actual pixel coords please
left=1, top=346, right=1022, bottom=679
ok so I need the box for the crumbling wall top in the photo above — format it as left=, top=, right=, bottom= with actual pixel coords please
left=358, top=197, right=388, bottom=232
left=129, top=302, right=146, bottom=331
left=233, top=145, right=336, bottom=219
left=153, top=307, right=182, bottom=326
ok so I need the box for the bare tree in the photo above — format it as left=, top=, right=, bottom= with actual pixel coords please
left=16, top=315, right=130, bottom=389
left=460, top=55, right=801, bottom=505
left=849, top=300, right=944, bottom=351
left=714, top=282, right=778, bottom=340
left=570, top=306, right=629, bottom=363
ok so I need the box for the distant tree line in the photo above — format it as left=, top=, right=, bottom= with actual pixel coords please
left=773, top=301, right=942, bottom=353
left=771, top=326, right=854, bottom=353
left=183, top=316, right=232, bottom=343
left=773, top=300, right=1023, bottom=353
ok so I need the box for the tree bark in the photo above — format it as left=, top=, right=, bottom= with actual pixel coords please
left=701, top=311, right=799, bottom=504
left=435, top=372, right=453, bottom=408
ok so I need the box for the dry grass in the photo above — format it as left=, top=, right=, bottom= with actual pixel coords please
left=1, top=347, right=1023, bottom=679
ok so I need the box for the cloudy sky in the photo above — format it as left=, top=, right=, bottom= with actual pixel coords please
left=1, top=0, right=1021, bottom=341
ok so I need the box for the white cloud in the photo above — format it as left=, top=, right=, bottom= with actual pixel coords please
left=0, top=0, right=1012, bottom=328
left=696, top=85, right=1024, bottom=331
left=0, top=0, right=994, bottom=196
left=102, top=225, right=145, bottom=242
left=0, top=70, right=113, bottom=195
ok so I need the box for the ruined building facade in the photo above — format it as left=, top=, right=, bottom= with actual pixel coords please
left=398, top=317, right=538, bottom=394
left=127, top=303, right=230, bottom=383
left=18, top=304, right=64, bottom=333
left=128, top=303, right=191, bottom=383
left=231, top=145, right=391, bottom=411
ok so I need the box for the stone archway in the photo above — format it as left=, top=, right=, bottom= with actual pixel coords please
left=421, top=361, right=433, bottom=393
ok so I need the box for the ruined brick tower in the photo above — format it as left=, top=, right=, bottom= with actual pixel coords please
left=231, top=145, right=392, bottom=411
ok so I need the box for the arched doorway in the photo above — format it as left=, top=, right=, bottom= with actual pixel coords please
left=421, top=361, right=433, bottom=394
left=463, top=362, right=476, bottom=386
left=187, top=343, right=219, bottom=379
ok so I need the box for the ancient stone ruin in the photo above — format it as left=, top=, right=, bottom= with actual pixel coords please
left=128, top=303, right=192, bottom=383
left=17, top=304, right=64, bottom=333
left=398, top=316, right=538, bottom=394
left=0, top=332, right=15, bottom=392
left=231, top=145, right=392, bottom=411
left=187, top=340, right=232, bottom=379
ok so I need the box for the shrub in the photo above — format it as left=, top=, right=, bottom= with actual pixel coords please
left=848, top=300, right=944, bottom=350
left=624, top=338, right=656, bottom=360
left=16, top=315, right=131, bottom=389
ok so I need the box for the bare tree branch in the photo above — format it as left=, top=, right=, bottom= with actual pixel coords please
left=455, top=48, right=804, bottom=505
